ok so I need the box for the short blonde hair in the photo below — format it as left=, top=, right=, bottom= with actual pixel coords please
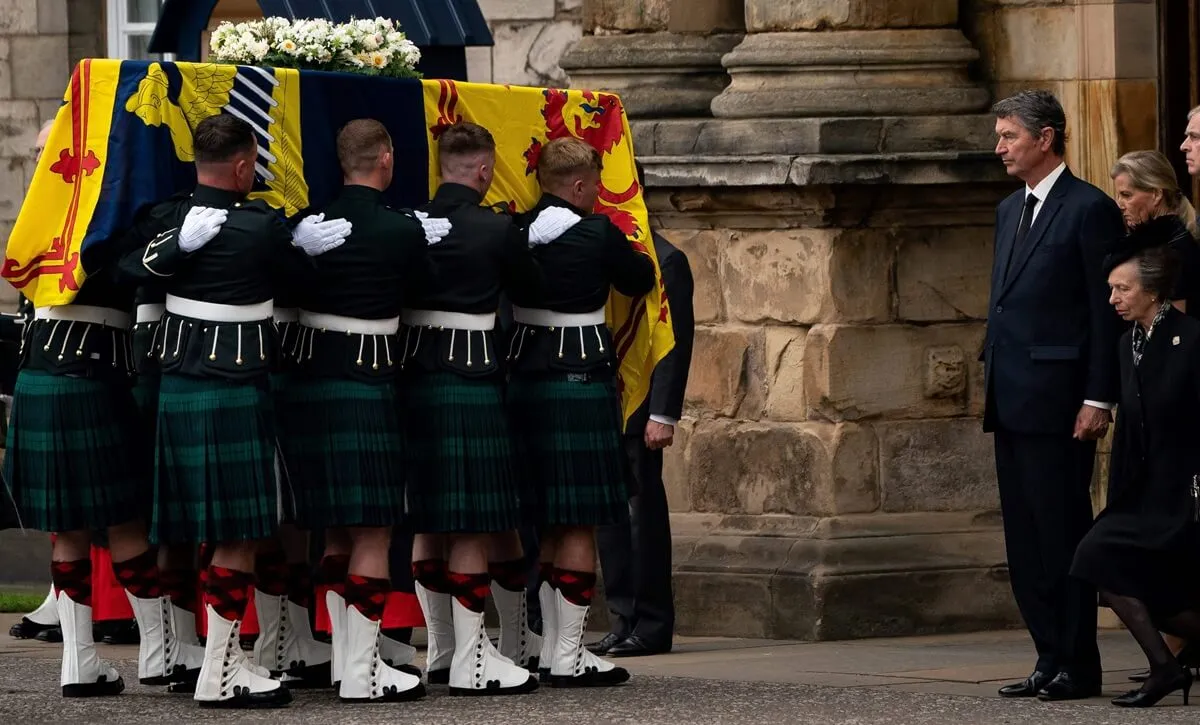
left=536, top=137, right=601, bottom=189
left=1111, top=149, right=1199, bottom=238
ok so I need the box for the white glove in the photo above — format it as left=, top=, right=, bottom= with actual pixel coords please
left=528, top=206, right=582, bottom=246
left=414, top=210, right=452, bottom=246
left=179, top=206, right=228, bottom=253
left=292, top=213, right=352, bottom=256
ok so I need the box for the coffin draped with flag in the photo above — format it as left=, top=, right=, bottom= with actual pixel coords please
left=2, top=59, right=674, bottom=425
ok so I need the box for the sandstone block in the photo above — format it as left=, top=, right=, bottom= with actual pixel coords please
left=658, top=229, right=725, bottom=322
left=662, top=418, right=693, bottom=512
left=877, top=419, right=999, bottom=513
left=974, top=6, right=1079, bottom=82
left=465, top=46, right=493, bottom=84
left=38, top=0, right=68, bottom=33
left=491, top=21, right=581, bottom=86
left=0, top=100, right=36, bottom=158
left=685, top=327, right=759, bottom=416
left=897, top=226, right=993, bottom=322
left=583, top=0, right=669, bottom=32
left=686, top=420, right=879, bottom=516
left=0, top=158, right=24, bottom=221
left=667, top=0, right=745, bottom=33
left=924, top=346, right=966, bottom=399
left=11, top=36, right=69, bottom=101
left=765, top=327, right=807, bottom=422
left=723, top=228, right=892, bottom=325
left=0, top=42, right=11, bottom=101
left=673, top=571, right=776, bottom=638
left=744, top=0, right=958, bottom=32
left=804, top=323, right=985, bottom=421
left=558, top=0, right=583, bottom=13
left=478, top=0, right=556, bottom=20
left=0, top=0, right=37, bottom=34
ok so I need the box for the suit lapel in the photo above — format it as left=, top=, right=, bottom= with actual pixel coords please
left=999, top=172, right=1071, bottom=298
left=992, top=200, right=1020, bottom=295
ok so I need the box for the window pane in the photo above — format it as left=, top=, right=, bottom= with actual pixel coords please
left=127, top=0, right=160, bottom=23
left=127, top=33, right=155, bottom=60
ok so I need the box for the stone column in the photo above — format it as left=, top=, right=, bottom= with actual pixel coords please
left=712, top=0, right=987, bottom=117
left=559, top=0, right=743, bottom=117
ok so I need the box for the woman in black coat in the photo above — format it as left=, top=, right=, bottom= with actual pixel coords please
left=1071, top=224, right=1200, bottom=708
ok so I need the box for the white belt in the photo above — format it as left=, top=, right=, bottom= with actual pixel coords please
left=135, top=303, right=165, bottom=324
left=34, top=305, right=130, bottom=330
left=402, top=309, right=496, bottom=332
left=165, top=294, right=273, bottom=323
left=300, top=311, right=399, bottom=335
left=273, top=307, right=299, bottom=324
left=512, top=305, right=606, bottom=328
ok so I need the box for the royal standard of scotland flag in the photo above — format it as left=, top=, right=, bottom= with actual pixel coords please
left=1, top=59, right=673, bottom=424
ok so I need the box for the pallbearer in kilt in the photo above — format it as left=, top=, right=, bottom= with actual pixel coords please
left=507, top=137, right=656, bottom=687
left=402, top=122, right=540, bottom=695
left=117, top=114, right=353, bottom=709
left=288, top=119, right=438, bottom=702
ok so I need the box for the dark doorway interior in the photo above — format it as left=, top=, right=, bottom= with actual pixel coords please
left=1159, top=0, right=1200, bottom=196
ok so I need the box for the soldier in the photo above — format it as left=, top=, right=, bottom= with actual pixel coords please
left=507, top=137, right=654, bottom=687
left=117, top=113, right=350, bottom=709
left=286, top=118, right=437, bottom=702
left=403, top=121, right=539, bottom=695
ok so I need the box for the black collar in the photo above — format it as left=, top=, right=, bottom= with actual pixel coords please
left=433, top=182, right=484, bottom=206
left=536, top=193, right=588, bottom=217
left=340, top=184, right=384, bottom=202
left=192, top=185, right=246, bottom=208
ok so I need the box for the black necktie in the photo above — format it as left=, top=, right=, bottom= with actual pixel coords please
left=1005, top=193, right=1040, bottom=281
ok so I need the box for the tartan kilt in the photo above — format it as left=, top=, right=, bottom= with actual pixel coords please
left=270, top=372, right=297, bottom=523
left=287, top=378, right=405, bottom=529
left=3, top=370, right=147, bottom=532
left=506, top=373, right=628, bottom=527
left=152, top=374, right=278, bottom=545
left=403, top=372, right=520, bottom=533
left=132, top=372, right=160, bottom=443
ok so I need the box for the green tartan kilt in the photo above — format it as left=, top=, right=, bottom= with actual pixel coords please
left=287, top=378, right=405, bottom=529
left=152, top=374, right=279, bottom=545
left=270, top=372, right=297, bottom=523
left=403, top=372, right=520, bottom=534
left=132, top=372, right=160, bottom=443
left=507, top=373, right=628, bottom=527
left=3, top=370, right=147, bottom=532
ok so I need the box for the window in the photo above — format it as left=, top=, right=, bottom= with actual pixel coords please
left=107, top=0, right=167, bottom=60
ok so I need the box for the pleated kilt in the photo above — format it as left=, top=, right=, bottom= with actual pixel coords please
left=3, top=370, right=146, bottom=532
left=403, top=372, right=520, bottom=533
left=287, top=378, right=405, bottom=529
left=152, top=374, right=278, bottom=545
left=506, top=373, right=628, bottom=527
left=270, top=371, right=298, bottom=524
left=131, top=373, right=160, bottom=441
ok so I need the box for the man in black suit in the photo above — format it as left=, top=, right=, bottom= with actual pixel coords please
left=985, top=90, right=1125, bottom=701
left=590, top=190, right=695, bottom=658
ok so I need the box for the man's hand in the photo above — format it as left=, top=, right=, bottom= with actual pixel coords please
left=414, top=210, right=452, bottom=245
left=528, top=206, right=582, bottom=246
left=179, top=206, right=228, bottom=253
left=292, top=213, right=352, bottom=256
left=644, top=420, right=675, bottom=450
left=1073, top=404, right=1111, bottom=441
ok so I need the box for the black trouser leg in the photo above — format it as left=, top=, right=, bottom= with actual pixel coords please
left=629, top=443, right=674, bottom=647
left=597, top=438, right=638, bottom=639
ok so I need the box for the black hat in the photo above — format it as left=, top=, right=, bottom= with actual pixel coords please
left=1102, top=214, right=1186, bottom=276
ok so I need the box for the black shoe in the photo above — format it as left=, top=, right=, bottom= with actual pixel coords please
left=9, top=618, right=59, bottom=641
left=587, top=633, right=625, bottom=656
left=1112, top=667, right=1191, bottom=708
left=1037, top=671, right=1101, bottom=701
left=998, top=670, right=1054, bottom=698
left=608, top=635, right=671, bottom=658
left=1129, top=669, right=1150, bottom=683
left=97, top=620, right=139, bottom=646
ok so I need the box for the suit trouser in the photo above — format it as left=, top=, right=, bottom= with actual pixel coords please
left=596, top=436, right=675, bottom=646
left=994, top=428, right=1100, bottom=678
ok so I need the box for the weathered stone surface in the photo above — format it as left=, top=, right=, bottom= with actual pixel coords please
left=804, top=323, right=985, bottom=421
left=713, top=30, right=988, bottom=118
left=465, top=46, right=493, bottom=83
left=923, top=346, right=967, bottom=399
left=0, top=0, right=37, bottom=34
left=657, top=229, right=724, bottom=323
left=0, top=157, right=26, bottom=221
left=970, top=5, right=1079, bottom=82
left=744, top=0, right=958, bottom=32
left=673, top=571, right=778, bottom=638
left=897, top=226, right=993, bottom=322
left=479, top=0, right=556, bottom=21
left=37, top=0, right=68, bottom=33
left=583, top=0, right=670, bottom=32
left=877, top=419, right=999, bottom=513
left=0, top=41, right=11, bottom=101
left=663, top=418, right=694, bottom=512
left=722, top=229, right=892, bottom=325
left=685, top=420, right=879, bottom=516
left=491, top=21, right=581, bottom=86
left=560, top=33, right=739, bottom=117
left=0, top=100, right=36, bottom=160
left=685, top=327, right=762, bottom=416
left=11, top=36, right=69, bottom=101
left=765, top=326, right=807, bottom=422
left=668, top=0, right=745, bottom=33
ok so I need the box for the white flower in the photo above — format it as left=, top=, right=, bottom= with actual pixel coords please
left=368, top=50, right=389, bottom=68
left=279, top=38, right=300, bottom=56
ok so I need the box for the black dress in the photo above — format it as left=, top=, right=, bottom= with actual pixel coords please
left=1071, top=305, right=1200, bottom=618
left=1160, top=214, right=1200, bottom=319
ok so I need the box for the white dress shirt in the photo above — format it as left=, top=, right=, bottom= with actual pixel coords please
left=1023, top=162, right=1113, bottom=412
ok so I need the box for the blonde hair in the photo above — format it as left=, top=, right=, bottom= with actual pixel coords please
left=1111, top=150, right=1199, bottom=238
left=536, top=137, right=602, bottom=190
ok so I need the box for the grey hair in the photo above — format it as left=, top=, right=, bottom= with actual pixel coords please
left=1133, top=245, right=1181, bottom=301
left=992, top=90, right=1068, bottom=157
left=1189, top=105, right=1200, bottom=120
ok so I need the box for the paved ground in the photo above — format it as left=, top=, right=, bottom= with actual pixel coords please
left=0, top=613, right=1194, bottom=723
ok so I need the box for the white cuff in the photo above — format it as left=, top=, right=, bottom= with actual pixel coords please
left=649, top=414, right=678, bottom=427
left=1083, top=400, right=1114, bottom=411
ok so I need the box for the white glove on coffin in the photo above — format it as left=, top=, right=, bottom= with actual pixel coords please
left=528, top=206, right=582, bottom=246
left=414, top=210, right=452, bottom=246
left=178, top=206, right=228, bottom=253
left=293, top=213, right=353, bottom=256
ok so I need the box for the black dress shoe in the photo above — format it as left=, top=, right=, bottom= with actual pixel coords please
left=608, top=635, right=671, bottom=658
left=9, top=618, right=59, bottom=641
left=1113, top=667, right=1191, bottom=708
left=998, top=670, right=1054, bottom=698
left=1037, top=671, right=1101, bottom=701
left=587, top=632, right=626, bottom=656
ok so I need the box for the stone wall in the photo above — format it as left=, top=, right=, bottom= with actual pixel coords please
left=468, top=0, right=583, bottom=86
